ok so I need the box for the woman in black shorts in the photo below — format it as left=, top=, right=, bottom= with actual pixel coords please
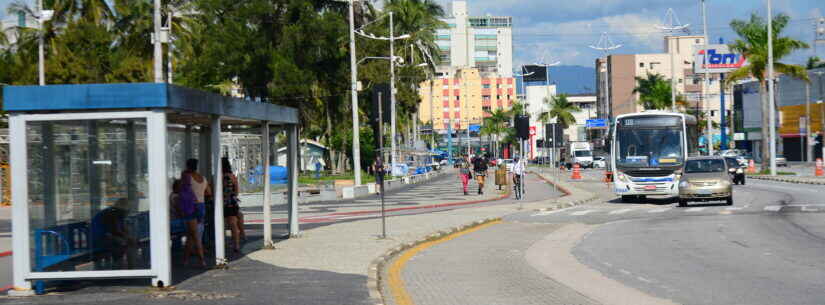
left=222, top=158, right=243, bottom=254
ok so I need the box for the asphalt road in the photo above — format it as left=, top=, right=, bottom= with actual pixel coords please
left=401, top=172, right=825, bottom=305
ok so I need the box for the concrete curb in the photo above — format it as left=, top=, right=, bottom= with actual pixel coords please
left=369, top=171, right=599, bottom=305
left=749, top=175, right=825, bottom=185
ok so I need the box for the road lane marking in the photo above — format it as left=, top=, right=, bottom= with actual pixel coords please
left=609, top=208, right=635, bottom=215
left=764, top=206, right=782, bottom=212
left=648, top=207, right=672, bottom=213
left=725, top=207, right=744, bottom=211
left=531, top=206, right=577, bottom=216
left=571, top=209, right=596, bottom=216
left=801, top=206, right=819, bottom=212
left=386, top=220, right=502, bottom=305
left=685, top=207, right=705, bottom=212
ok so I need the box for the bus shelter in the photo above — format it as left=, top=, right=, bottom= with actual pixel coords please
left=3, top=83, right=300, bottom=293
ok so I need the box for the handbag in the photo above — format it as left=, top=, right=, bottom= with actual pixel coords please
left=178, top=174, right=197, bottom=217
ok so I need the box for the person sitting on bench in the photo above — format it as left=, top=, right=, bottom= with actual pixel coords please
left=92, top=198, right=138, bottom=269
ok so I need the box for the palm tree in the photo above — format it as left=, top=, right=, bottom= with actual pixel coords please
left=726, top=13, right=809, bottom=169
left=538, top=94, right=580, bottom=129
left=483, top=108, right=510, bottom=158
left=632, top=72, right=673, bottom=110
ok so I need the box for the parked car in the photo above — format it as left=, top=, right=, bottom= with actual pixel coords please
left=592, top=156, right=607, bottom=168
left=678, top=156, right=733, bottom=207
left=724, top=157, right=746, bottom=185
left=776, top=155, right=788, bottom=167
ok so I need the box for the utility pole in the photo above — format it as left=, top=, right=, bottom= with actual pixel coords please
left=806, top=79, right=812, bottom=162
left=390, top=12, right=397, bottom=167
left=154, top=0, right=163, bottom=83
left=167, top=9, right=173, bottom=84
left=767, top=0, right=777, bottom=175
left=657, top=8, right=690, bottom=112
left=701, top=0, right=714, bottom=156
left=590, top=32, right=622, bottom=134
left=815, top=71, right=825, bottom=162
left=347, top=0, right=362, bottom=185
left=37, top=0, right=44, bottom=86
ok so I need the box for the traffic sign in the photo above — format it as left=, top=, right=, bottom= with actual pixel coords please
left=586, top=119, right=608, bottom=128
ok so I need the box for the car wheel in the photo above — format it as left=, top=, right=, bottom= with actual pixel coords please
left=726, top=196, right=733, bottom=206
left=621, top=195, right=633, bottom=203
left=637, top=195, right=647, bottom=202
left=678, top=199, right=688, bottom=207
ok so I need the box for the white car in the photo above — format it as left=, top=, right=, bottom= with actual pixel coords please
left=592, top=156, right=607, bottom=168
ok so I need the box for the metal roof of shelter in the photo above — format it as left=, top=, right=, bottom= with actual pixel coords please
left=2, top=83, right=298, bottom=124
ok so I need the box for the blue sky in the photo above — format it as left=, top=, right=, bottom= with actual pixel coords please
left=3, top=0, right=823, bottom=67
left=434, top=0, right=824, bottom=67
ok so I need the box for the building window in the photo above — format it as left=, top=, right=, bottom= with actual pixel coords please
left=456, top=96, right=460, bottom=100
left=639, top=62, right=645, bottom=68
left=482, top=95, right=491, bottom=101
left=482, top=84, right=491, bottom=89
left=443, top=107, right=449, bottom=112
left=482, top=106, right=491, bottom=113
left=695, top=39, right=700, bottom=44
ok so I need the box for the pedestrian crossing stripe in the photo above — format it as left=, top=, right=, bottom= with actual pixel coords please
left=685, top=207, right=705, bottom=212
left=571, top=209, right=596, bottom=216
left=764, top=206, right=782, bottom=212
left=608, top=208, right=634, bottom=215
left=648, top=208, right=672, bottom=213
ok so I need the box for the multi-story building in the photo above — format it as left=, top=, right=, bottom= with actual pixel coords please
left=596, top=35, right=730, bottom=144
left=567, top=94, right=599, bottom=143
left=435, top=1, right=513, bottom=77
left=418, top=68, right=516, bottom=133
left=1, top=11, right=37, bottom=47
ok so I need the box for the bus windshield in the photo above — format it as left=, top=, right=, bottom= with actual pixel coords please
left=575, top=151, right=592, bottom=157
left=616, top=127, right=684, bottom=167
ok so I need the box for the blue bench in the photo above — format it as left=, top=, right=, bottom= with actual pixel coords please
left=32, top=213, right=187, bottom=294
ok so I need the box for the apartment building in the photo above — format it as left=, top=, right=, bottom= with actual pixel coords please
left=418, top=68, right=516, bottom=133
left=597, top=35, right=728, bottom=128
left=435, top=1, right=513, bottom=77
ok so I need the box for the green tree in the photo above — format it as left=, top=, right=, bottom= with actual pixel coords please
left=632, top=72, right=673, bottom=110
left=807, top=56, right=825, bottom=69
left=538, top=94, right=580, bottom=129
left=726, top=13, right=809, bottom=170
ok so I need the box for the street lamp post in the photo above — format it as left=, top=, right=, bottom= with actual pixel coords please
left=390, top=12, right=397, bottom=167
left=701, top=0, right=714, bottom=156
left=815, top=71, right=825, bottom=162
left=347, top=0, right=362, bottom=185
left=767, top=0, right=777, bottom=175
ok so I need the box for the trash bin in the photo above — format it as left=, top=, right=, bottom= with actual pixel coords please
left=495, top=165, right=508, bottom=190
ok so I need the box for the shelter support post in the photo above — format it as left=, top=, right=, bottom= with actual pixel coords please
left=287, top=124, right=300, bottom=237
left=148, top=111, right=171, bottom=287
left=9, top=114, right=32, bottom=292
left=211, top=116, right=226, bottom=265
left=262, top=122, right=273, bottom=247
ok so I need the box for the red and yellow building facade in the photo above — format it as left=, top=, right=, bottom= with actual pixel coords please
left=418, top=68, right=516, bottom=132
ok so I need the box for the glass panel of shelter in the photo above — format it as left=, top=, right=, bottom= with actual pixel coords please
left=27, top=119, right=150, bottom=272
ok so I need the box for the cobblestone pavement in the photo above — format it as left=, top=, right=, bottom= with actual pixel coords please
left=241, top=170, right=503, bottom=225
left=401, top=221, right=599, bottom=305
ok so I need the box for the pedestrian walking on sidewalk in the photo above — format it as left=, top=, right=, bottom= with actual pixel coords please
left=472, top=154, right=489, bottom=195
left=222, top=158, right=244, bottom=255
left=512, top=157, right=526, bottom=200
left=459, top=156, right=472, bottom=195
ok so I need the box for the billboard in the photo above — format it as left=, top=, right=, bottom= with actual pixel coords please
left=694, top=45, right=747, bottom=73
left=522, top=65, right=548, bottom=82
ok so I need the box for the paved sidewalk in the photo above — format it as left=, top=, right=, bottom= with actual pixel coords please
left=0, top=170, right=523, bottom=305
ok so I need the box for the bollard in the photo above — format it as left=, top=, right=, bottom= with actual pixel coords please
left=816, top=158, right=824, bottom=177
left=571, top=163, right=582, bottom=180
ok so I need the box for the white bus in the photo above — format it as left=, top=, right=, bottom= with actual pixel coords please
left=610, top=111, right=698, bottom=202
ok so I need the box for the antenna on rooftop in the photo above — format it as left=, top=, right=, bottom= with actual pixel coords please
left=657, top=8, right=691, bottom=34
left=589, top=32, right=622, bottom=53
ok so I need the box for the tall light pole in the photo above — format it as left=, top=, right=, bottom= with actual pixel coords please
left=701, top=0, right=714, bottom=156
left=657, top=8, right=689, bottom=112
left=767, top=0, right=777, bottom=175
left=816, top=71, right=825, bottom=162
left=348, top=0, right=362, bottom=185
left=154, top=0, right=163, bottom=83
left=390, top=12, right=398, bottom=166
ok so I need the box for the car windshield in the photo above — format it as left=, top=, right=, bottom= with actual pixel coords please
left=616, top=127, right=684, bottom=167
left=685, top=159, right=726, bottom=173
left=575, top=151, right=592, bottom=157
